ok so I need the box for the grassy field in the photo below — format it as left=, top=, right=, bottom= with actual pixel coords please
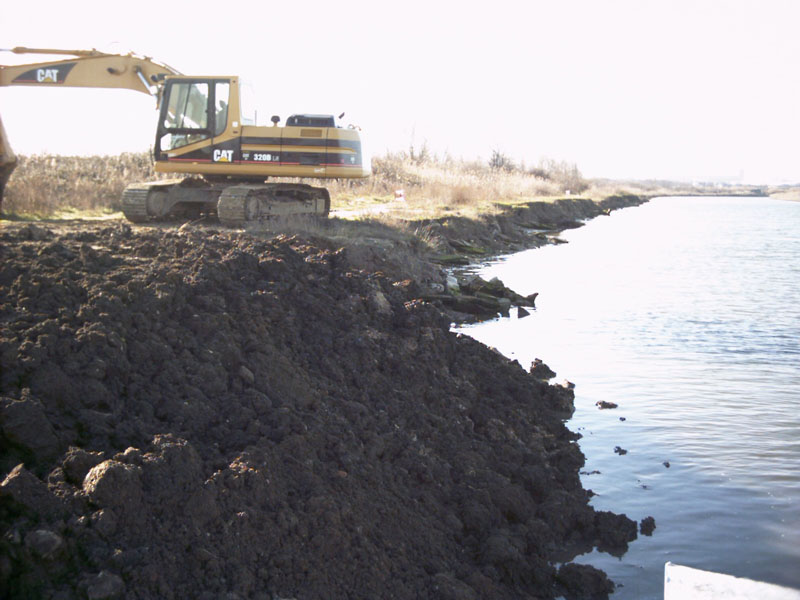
left=0, top=151, right=768, bottom=221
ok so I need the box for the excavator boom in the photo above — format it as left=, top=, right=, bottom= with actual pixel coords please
left=0, top=46, right=180, bottom=95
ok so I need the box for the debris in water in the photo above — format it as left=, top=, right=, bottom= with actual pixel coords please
left=596, top=401, right=618, bottom=409
left=640, top=516, right=656, bottom=536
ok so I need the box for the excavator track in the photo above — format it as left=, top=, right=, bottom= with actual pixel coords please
left=121, top=179, right=217, bottom=224
left=217, top=183, right=330, bottom=228
left=120, top=186, right=150, bottom=223
left=217, top=186, right=256, bottom=228
left=121, top=180, right=330, bottom=227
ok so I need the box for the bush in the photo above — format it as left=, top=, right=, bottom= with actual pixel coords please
left=535, top=158, right=589, bottom=194
left=489, top=149, right=516, bottom=172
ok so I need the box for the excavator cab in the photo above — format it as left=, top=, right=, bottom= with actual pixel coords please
left=151, top=75, right=370, bottom=185
left=155, top=78, right=232, bottom=155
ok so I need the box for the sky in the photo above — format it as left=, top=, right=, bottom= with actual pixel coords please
left=2, top=0, right=799, bottom=184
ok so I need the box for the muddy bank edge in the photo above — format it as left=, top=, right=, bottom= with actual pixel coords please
left=0, top=194, right=649, bottom=599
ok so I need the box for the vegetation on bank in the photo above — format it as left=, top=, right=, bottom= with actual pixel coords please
left=1, top=150, right=771, bottom=221
left=2, top=153, right=156, bottom=218
left=329, top=152, right=591, bottom=219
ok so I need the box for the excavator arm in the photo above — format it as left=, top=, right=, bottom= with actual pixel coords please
left=0, top=114, right=15, bottom=206
left=0, top=47, right=180, bottom=95
left=0, top=47, right=181, bottom=209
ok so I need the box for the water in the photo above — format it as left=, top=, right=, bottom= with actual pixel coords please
left=456, top=196, right=800, bottom=598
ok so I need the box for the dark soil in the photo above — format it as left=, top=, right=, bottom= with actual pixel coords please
left=422, top=194, right=648, bottom=258
left=1, top=201, right=644, bottom=599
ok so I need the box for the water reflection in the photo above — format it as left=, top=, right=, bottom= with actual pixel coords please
left=457, top=197, right=800, bottom=598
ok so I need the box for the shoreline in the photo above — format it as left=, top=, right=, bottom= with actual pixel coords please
left=322, top=194, right=650, bottom=322
left=1, top=196, right=651, bottom=599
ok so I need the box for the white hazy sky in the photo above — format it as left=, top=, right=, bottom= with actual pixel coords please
left=2, top=0, right=799, bottom=184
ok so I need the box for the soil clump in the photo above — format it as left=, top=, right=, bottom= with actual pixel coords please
left=1, top=205, right=643, bottom=599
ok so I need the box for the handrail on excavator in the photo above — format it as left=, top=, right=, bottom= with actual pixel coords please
left=3, top=47, right=110, bottom=57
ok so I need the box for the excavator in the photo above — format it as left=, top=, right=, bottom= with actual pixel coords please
left=0, top=47, right=369, bottom=226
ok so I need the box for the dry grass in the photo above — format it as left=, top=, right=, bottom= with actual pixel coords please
left=324, top=152, right=569, bottom=220
left=2, top=153, right=157, bottom=217
left=1, top=150, right=759, bottom=221
left=2, top=151, right=571, bottom=220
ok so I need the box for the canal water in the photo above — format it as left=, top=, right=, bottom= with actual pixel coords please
left=456, top=196, right=800, bottom=598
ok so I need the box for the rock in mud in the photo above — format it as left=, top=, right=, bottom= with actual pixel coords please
left=1, top=464, right=67, bottom=519
left=62, top=447, right=106, bottom=485
left=82, top=460, right=142, bottom=515
left=24, top=528, right=64, bottom=559
left=0, top=393, right=60, bottom=465
left=530, top=358, right=557, bottom=380
left=86, top=570, right=125, bottom=599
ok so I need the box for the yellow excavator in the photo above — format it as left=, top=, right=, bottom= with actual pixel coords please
left=0, top=47, right=369, bottom=225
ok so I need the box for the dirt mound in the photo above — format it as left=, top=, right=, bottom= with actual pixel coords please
left=0, top=222, right=638, bottom=599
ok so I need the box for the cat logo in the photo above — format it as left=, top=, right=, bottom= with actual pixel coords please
left=13, top=63, right=76, bottom=85
left=36, top=68, right=60, bottom=83
left=213, top=149, right=234, bottom=162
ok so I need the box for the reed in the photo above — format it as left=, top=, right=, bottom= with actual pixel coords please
left=1, top=150, right=722, bottom=220
left=2, top=153, right=157, bottom=217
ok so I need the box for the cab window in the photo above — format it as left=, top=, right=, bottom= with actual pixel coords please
left=158, top=80, right=230, bottom=152
left=214, top=82, right=229, bottom=135
left=164, top=82, right=209, bottom=130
